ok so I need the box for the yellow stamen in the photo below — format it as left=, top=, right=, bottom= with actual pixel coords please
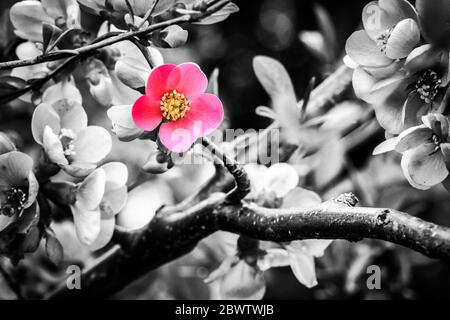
left=160, top=89, right=190, bottom=121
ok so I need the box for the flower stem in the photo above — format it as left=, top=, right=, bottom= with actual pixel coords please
left=201, top=136, right=250, bottom=203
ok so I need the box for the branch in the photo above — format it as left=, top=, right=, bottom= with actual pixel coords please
left=46, top=192, right=450, bottom=299
left=201, top=137, right=250, bottom=203
left=0, top=0, right=230, bottom=71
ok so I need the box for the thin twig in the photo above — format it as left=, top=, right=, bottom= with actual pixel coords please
left=201, top=136, right=250, bottom=203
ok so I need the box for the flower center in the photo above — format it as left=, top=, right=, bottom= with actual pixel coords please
left=160, top=90, right=190, bottom=121
left=376, top=26, right=394, bottom=54
left=0, top=187, right=26, bottom=217
left=414, top=69, right=442, bottom=103
left=59, top=128, right=77, bottom=158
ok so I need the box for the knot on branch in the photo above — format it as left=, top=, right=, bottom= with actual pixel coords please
left=331, top=192, right=359, bottom=207
left=376, top=209, right=392, bottom=226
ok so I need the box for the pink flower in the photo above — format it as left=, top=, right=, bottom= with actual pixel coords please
left=132, top=63, right=224, bottom=153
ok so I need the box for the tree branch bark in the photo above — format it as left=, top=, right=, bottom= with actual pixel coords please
left=46, top=191, right=450, bottom=299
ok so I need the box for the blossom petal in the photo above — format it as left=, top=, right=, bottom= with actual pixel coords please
left=352, top=67, right=377, bottom=102
left=101, top=185, right=128, bottom=217
left=10, top=1, right=52, bottom=42
left=286, top=248, right=318, bottom=288
left=101, top=162, right=128, bottom=188
left=146, top=64, right=176, bottom=100
left=158, top=118, right=199, bottom=153
left=76, top=168, right=106, bottom=210
left=373, top=137, right=399, bottom=155
left=401, top=143, right=449, bottom=189
left=282, top=187, right=321, bottom=209
left=43, top=126, right=68, bottom=165
left=345, top=30, right=392, bottom=67
left=107, top=105, right=144, bottom=141
left=70, top=204, right=101, bottom=246
left=395, top=125, right=432, bottom=152
left=220, top=261, right=266, bottom=300
left=51, top=99, right=88, bottom=135
left=258, top=249, right=290, bottom=271
left=262, top=163, right=299, bottom=198
left=0, top=151, right=33, bottom=187
left=188, top=93, right=224, bottom=136
left=401, top=93, right=430, bottom=130
left=131, top=95, right=163, bottom=131
left=166, top=63, right=208, bottom=100
left=385, top=18, right=420, bottom=59
left=71, top=126, right=112, bottom=164
left=295, top=240, right=333, bottom=257
left=88, top=217, right=115, bottom=251
left=243, top=163, right=269, bottom=196
left=32, top=103, right=61, bottom=145
left=42, top=81, right=83, bottom=105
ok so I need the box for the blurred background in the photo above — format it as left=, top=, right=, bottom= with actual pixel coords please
left=1, top=0, right=450, bottom=300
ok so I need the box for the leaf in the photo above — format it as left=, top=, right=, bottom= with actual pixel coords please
left=0, top=76, right=28, bottom=97
left=152, top=25, right=188, bottom=48
left=194, top=3, right=239, bottom=25
left=253, top=56, right=300, bottom=143
left=206, top=68, right=219, bottom=96
left=42, top=23, right=62, bottom=53
left=45, top=231, right=64, bottom=266
left=313, top=4, right=338, bottom=61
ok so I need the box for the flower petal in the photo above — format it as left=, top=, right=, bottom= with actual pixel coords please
left=10, top=0, right=52, bottom=42
left=262, top=163, right=299, bottom=198
left=166, top=63, right=208, bottom=100
left=107, top=105, right=144, bottom=141
left=258, top=249, right=290, bottom=271
left=71, top=126, right=112, bottom=164
left=401, top=143, right=449, bottom=189
left=188, top=93, right=224, bottom=136
left=43, top=126, right=68, bottom=165
left=158, top=118, right=199, bottom=153
left=51, top=99, right=88, bottom=135
left=87, top=217, right=115, bottom=251
left=42, top=81, right=83, bottom=105
left=0, top=151, right=33, bottom=187
left=282, top=187, right=321, bottom=209
left=293, top=240, right=333, bottom=257
left=395, top=125, right=432, bottom=152
left=31, top=103, right=61, bottom=145
left=220, top=261, right=266, bottom=300
left=131, top=95, right=163, bottom=131
left=373, top=137, right=399, bottom=155
left=385, top=18, right=420, bottom=59
left=243, top=163, right=269, bottom=196
left=345, top=30, right=392, bottom=68
left=401, top=93, right=430, bottom=130
left=76, top=168, right=106, bottom=210
left=286, top=248, right=318, bottom=288
left=24, top=172, right=39, bottom=208
left=70, top=204, right=101, bottom=246
left=101, top=162, right=128, bottom=188
left=146, top=64, right=176, bottom=100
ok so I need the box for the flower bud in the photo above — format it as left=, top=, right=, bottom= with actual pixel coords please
left=115, top=56, right=149, bottom=90
left=89, top=74, right=113, bottom=107
left=143, top=150, right=172, bottom=174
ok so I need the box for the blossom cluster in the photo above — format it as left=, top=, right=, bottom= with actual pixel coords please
left=345, top=0, right=450, bottom=190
